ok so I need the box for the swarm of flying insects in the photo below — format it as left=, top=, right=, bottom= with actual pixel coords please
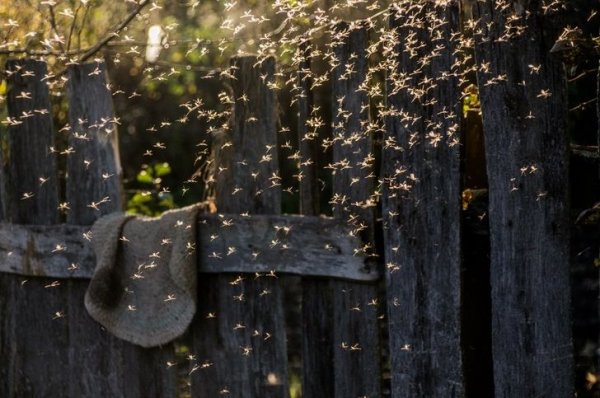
left=0, top=0, right=599, bottom=397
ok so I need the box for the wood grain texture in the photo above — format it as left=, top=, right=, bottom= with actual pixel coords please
left=473, top=2, right=573, bottom=397
left=0, top=59, right=59, bottom=223
left=301, top=280, right=333, bottom=398
left=0, top=222, right=95, bottom=278
left=295, top=37, right=335, bottom=398
left=330, top=22, right=382, bottom=398
left=0, top=215, right=375, bottom=281
left=383, top=3, right=463, bottom=397
left=0, top=59, right=69, bottom=398
left=199, top=214, right=375, bottom=280
left=191, top=56, right=289, bottom=398
left=214, top=56, right=281, bottom=214
left=66, top=62, right=123, bottom=225
left=297, top=38, right=320, bottom=217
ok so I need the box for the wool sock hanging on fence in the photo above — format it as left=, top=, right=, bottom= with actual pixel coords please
left=84, top=204, right=202, bottom=347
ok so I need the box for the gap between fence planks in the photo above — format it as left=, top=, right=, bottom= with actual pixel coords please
left=0, top=214, right=376, bottom=281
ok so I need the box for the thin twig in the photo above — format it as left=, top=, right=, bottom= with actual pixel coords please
left=571, top=144, right=600, bottom=159
left=569, top=97, right=597, bottom=112
left=0, top=47, right=79, bottom=56
left=66, top=2, right=84, bottom=52
left=151, top=59, right=222, bottom=74
left=77, top=0, right=150, bottom=64
left=47, top=4, right=65, bottom=52
left=0, top=40, right=207, bottom=57
left=568, top=68, right=597, bottom=83
left=76, top=3, right=92, bottom=51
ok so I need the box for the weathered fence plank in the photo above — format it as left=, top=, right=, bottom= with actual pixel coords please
left=330, top=22, right=382, bottom=398
left=297, top=38, right=320, bottom=217
left=301, top=280, right=333, bottom=397
left=383, top=3, right=463, bottom=396
left=66, top=62, right=123, bottom=225
left=473, top=2, right=573, bottom=396
left=295, top=37, right=335, bottom=398
left=191, top=56, right=289, bottom=398
left=0, top=215, right=374, bottom=281
left=199, top=215, right=373, bottom=279
left=64, top=62, right=176, bottom=398
left=0, top=59, right=67, bottom=397
left=0, top=59, right=59, bottom=223
left=0, top=275, right=71, bottom=397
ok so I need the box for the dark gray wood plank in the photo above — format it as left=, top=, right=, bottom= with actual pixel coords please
left=0, top=275, right=70, bottom=398
left=301, top=281, right=333, bottom=398
left=0, top=215, right=375, bottom=281
left=0, top=222, right=95, bottom=278
left=297, top=38, right=320, bottom=217
left=213, top=56, right=281, bottom=215
left=198, top=215, right=374, bottom=280
left=0, top=59, right=68, bottom=398
left=64, top=62, right=176, bottom=398
left=66, top=62, right=123, bottom=225
left=191, top=55, right=289, bottom=398
left=597, top=41, right=600, bottom=385
left=473, top=2, right=573, bottom=397
left=383, top=3, right=463, bottom=397
left=330, top=22, right=382, bottom=398
left=296, top=37, right=335, bottom=398
left=0, top=59, right=59, bottom=223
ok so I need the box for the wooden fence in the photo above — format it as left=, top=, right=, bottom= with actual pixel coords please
left=0, top=2, right=578, bottom=397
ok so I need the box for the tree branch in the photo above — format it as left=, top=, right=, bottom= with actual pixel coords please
left=47, top=4, right=65, bottom=52
left=77, top=0, right=150, bottom=64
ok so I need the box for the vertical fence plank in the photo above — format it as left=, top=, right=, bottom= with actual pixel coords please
left=0, top=60, right=59, bottom=222
left=65, top=62, right=176, bottom=398
left=297, top=38, right=320, bottom=217
left=296, top=38, right=335, bottom=398
left=66, top=62, right=123, bottom=225
left=191, top=55, right=288, bottom=398
left=0, top=59, right=67, bottom=397
left=597, top=41, right=600, bottom=383
left=330, top=22, right=381, bottom=398
left=383, top=3, right=463, bottom=397
left=473, top=2, right=573, bottom=397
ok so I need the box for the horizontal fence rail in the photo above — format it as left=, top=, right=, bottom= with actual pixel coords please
left=0, top=215, right=376, bottom=281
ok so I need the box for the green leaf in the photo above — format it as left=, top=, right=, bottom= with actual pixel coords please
left=154, top=162, right=172, bottom=177
left=129, top=192, right=152, bottom=205
left=137, top=169, right=154, bottom=184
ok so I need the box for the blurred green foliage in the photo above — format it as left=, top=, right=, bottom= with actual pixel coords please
left=126, top=162, right=175, bottom=216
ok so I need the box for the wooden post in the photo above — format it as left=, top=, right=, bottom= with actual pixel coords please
left=383, top=3, right=464, bottom=396
left=296, top=37, right=335, bottom=398
left=0, top=59, right=67, bottom=397
left=597, top=33, right=600, bottom=380
left=191, top=55, right=289, bottom=398
left=64, top=62, right=176, bottom=397
left=473, top=2, right=573, bottom=396
left=0, top=59, right=59, bottom=222
left=330, top=22, right=382, bottom=398
left=297, top=38, right=320, bottom=217
left=66, top=62, right=122, bottom=225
